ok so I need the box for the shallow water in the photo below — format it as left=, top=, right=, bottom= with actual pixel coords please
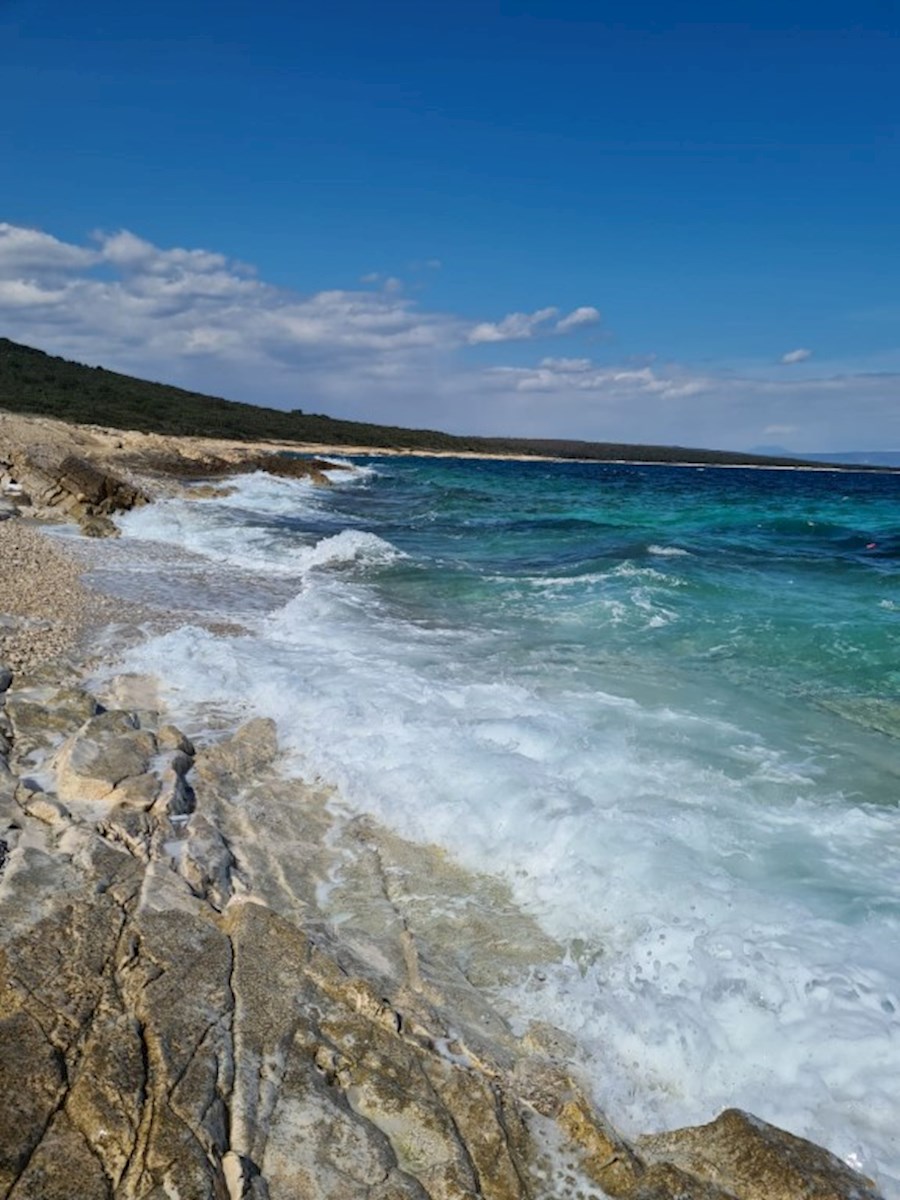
left=102, top=457, right=900, bottom=1192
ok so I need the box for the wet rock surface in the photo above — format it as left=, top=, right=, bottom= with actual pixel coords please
left=0, top=671, right=886, bottom=1200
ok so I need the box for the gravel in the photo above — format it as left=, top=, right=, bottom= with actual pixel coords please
left=0, top=519, right=122, bottom=675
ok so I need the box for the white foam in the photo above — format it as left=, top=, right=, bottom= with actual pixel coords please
left=648, top=544, right=691, bottom=557
left=288, top=528, right=403, bottom=573
left=316, top=455, right=379, bottom=483
left=116, top=473, right=398, bottom=578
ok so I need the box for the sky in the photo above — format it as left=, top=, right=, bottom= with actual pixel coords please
left=0, top=0, right=898, bottom=451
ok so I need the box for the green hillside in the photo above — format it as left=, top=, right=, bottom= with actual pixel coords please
left=0, top=336, right=833, bottom=468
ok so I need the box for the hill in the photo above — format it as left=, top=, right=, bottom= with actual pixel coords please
left=0, top=336, right=851, bottom=469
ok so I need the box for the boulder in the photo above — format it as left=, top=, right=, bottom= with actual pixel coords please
left=637, top=1108, right=884, bottom=1200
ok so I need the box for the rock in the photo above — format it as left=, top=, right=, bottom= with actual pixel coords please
left=637, top=1108, right=884, bottom=1200
left=0, top=1010, right=68, bottom=1196
left=23, top=792, right=71, bottom=825
left=3, top=446, right=145, bottom=526
left=186, top=482, right=238, bottom=499
left=79, top=513, right=120, bottom=538
left=56, top=453, right=145, bottom=514
left=4, top=686, right=100, bottom=761
left=0, top=663, right=12, bottom=692
left=0, top=499, right=16, bottom=521
left=175, top=811, right=236, bottom=910
left=193, top=717, right=279, bottom=788
left=157, top=723, right=195, bottom=756
left=151, top=771, right=195, bottom=817
left=53, top=721, right=157, bottom=804
left=97, top=804, right=154, bottom=860
left=108, top=771, right=160, bottom=810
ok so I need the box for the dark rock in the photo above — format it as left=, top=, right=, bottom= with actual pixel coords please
left=57, top=453, right=145, bottom=513
left=79, top=514, right=120, bottom=538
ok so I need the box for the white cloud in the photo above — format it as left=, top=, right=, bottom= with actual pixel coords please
left=539, top=357, right=593, bottom=372
left=468, top=306, right=560, bottom=344
left=0, top=222, right=897, bottom=453
left=468, top=304, right=601, bottom=345
left=0, top=223, right=96, bottom=273
left=498, top=358, right=709, bottom=400
left=780, top=347, right=812, bottom=364
left=555, top=306, right=601, bottom=333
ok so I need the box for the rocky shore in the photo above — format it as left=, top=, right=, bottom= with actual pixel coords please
left=0, top=411, right=889, bottom=1199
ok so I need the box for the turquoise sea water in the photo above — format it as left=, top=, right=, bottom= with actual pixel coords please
left=109, top=457, right=900, bottom=1191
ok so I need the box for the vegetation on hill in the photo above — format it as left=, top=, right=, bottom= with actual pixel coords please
left=0, top=336, right=840, bottom=468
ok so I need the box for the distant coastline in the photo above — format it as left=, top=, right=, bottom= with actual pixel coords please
left=3, top=335, right=895, bottom=474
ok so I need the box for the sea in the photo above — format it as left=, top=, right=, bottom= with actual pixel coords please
left=85, top=455, right=900, bottom=1192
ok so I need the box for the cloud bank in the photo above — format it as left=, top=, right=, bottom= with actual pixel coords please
left=0, top=222, right=897, bottom=452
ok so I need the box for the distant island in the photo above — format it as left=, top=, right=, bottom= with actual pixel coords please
left=0, top=336, right=887, bottom=471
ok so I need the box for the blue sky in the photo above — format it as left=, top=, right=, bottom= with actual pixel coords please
left=1, top=0, right=898, bottom=450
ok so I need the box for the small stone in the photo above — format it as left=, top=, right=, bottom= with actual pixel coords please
left=0, top=665, right=12, bottom=693
left=158, top=724, right=195, bottom=756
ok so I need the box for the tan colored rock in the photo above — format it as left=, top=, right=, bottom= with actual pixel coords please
left=109, top=771, right=160, bottom=810
left=0, top=1008, right=68, bottom=1196
left=54, top=731, right=155, bottom=803
left=51, top=714, right=158, bottom=805
left=5, top=685, right=99, bottom=760
left=637, top=1108, right=884, bottom=1200
left=22, top=792, right=71, bottom=825
left=3, top=1110, right=112, bottom=1200
left=157, top=724, right=195, bottom=756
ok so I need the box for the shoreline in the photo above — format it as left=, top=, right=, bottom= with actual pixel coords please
left=0, top=411, right=890, bottom=1200
left=3, top=408, right=896, bottom=484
